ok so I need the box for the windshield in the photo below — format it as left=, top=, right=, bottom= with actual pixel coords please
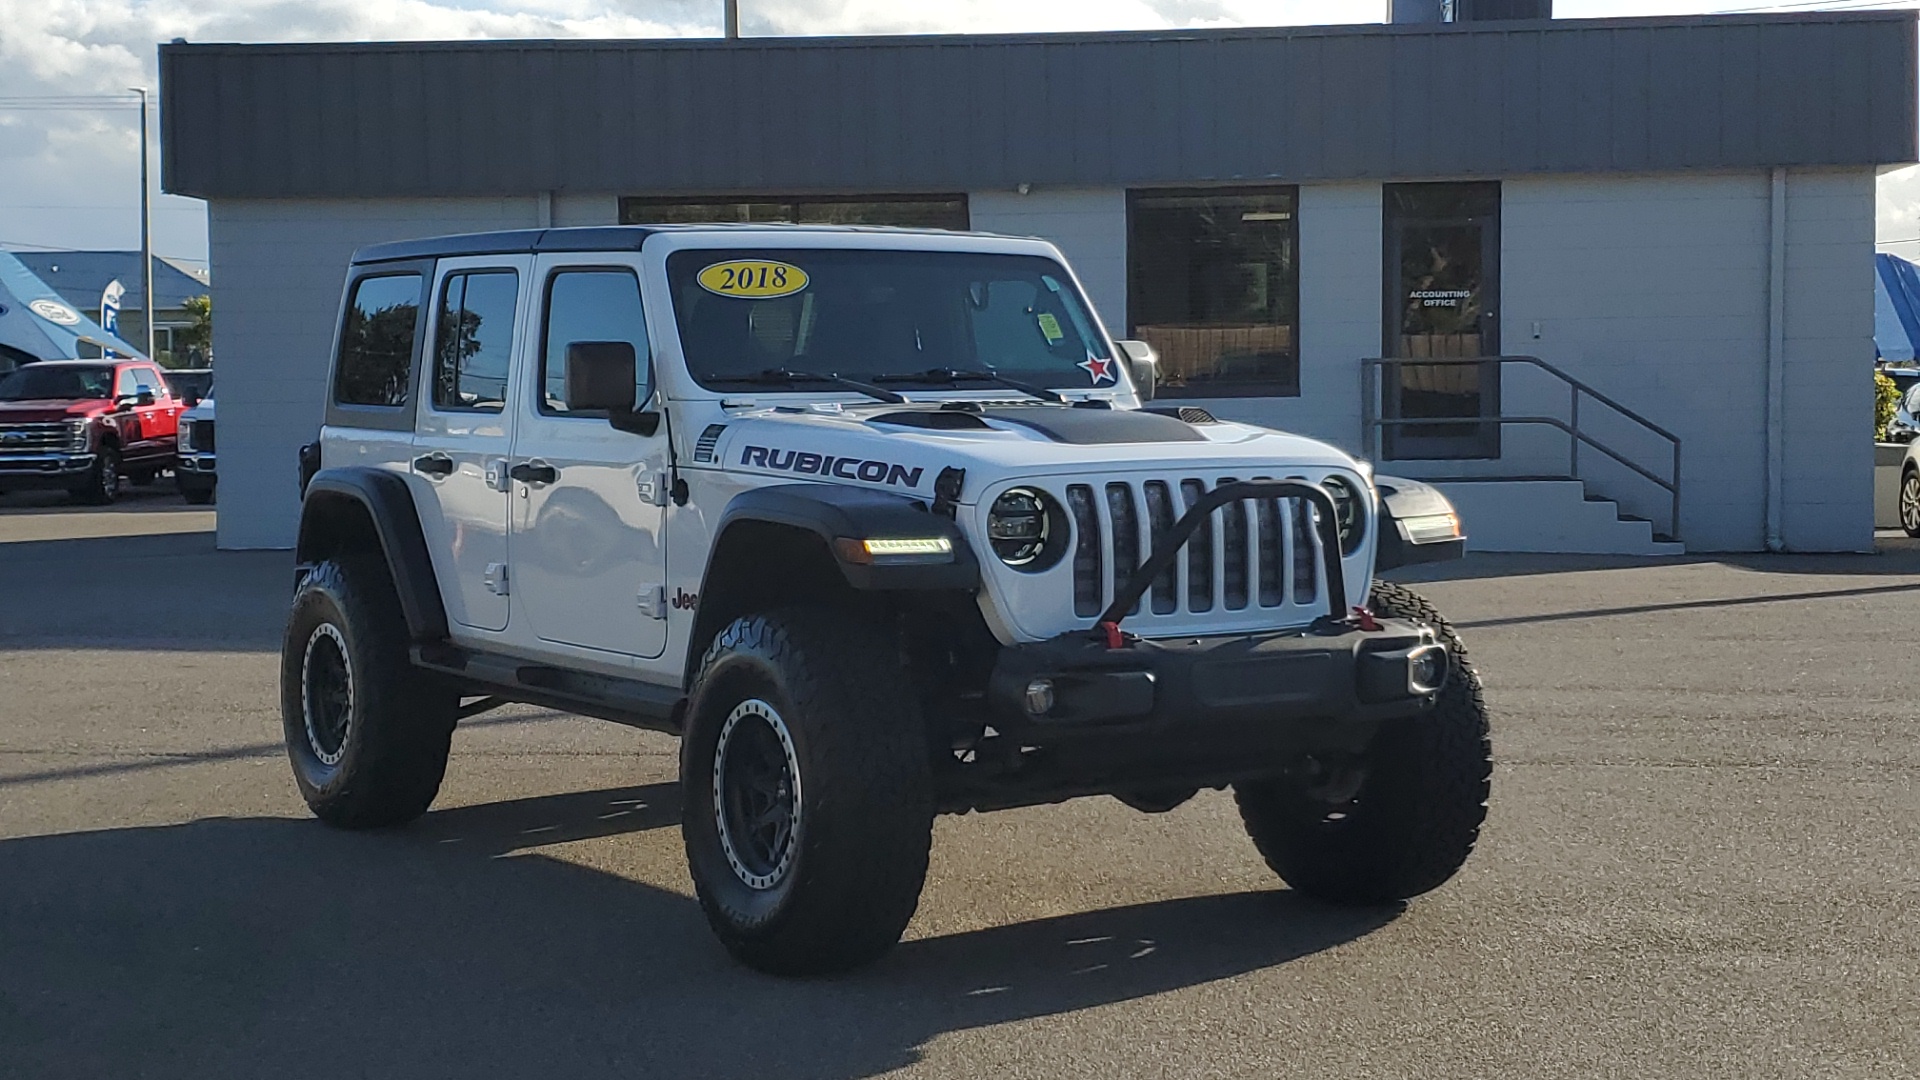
left=666, top=249, right=1118, bottom=393
left=0, top=366, right=114, bottom=401
left=164, top=371, right=213, bottom=399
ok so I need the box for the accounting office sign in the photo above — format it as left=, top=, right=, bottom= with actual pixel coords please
left=1410, top=289, right=1473, bottom=309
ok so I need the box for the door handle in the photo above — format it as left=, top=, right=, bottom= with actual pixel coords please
left=412, top=454, right=455, bottom=478
left=509, top=460, right=557, bottom=485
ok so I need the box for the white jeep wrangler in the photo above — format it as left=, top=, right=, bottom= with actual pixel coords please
left=285, top=224, right=1490, bottom=975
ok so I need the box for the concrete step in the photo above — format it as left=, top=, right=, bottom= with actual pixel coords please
left=1431, top=479, right=1685, bottom=556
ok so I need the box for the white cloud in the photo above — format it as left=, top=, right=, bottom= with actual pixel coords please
left=1881, top=165, right=1920, bottom=258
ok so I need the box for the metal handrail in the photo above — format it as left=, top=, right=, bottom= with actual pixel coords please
left=1360, top=355, right=1681, bottom=541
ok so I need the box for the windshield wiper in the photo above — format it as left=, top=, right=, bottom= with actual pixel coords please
left=871, top=367, right=1064, bottom=404
left=707, top=368, right=905, bottom=405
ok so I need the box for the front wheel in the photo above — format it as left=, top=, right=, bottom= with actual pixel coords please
left=1234, top=581, right=1492, bottom=904
left=69, top=446, right=120, bottom=505
left=681, top=608, right=934, bottom=976
left=1901, top=469, right=1920, bottom=538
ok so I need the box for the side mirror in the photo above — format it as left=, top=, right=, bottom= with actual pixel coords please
left=565, top=341, right=659, bottom=436
left=1116, top=340, right=1159, bottom=401
left=136, top=390, right=156, bottom=407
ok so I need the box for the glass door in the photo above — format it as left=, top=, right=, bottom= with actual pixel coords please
left=1382, top=182, right=1501, bottom=459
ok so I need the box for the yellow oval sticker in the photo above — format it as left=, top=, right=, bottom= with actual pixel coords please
left=698, top=260, right=809, bottom=299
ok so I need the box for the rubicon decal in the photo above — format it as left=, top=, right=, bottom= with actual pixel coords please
left=739, top=446, right=924, bottom=488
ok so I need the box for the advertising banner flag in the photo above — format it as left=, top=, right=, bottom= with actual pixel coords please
left=100, top=279, right=125, bottom=357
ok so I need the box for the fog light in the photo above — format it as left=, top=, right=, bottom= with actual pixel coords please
left=1408, top=645, right=1448, bottom=694
left=1023, top=678, right=1056, bottom=716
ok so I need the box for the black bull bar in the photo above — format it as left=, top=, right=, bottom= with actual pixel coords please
left=1093, top=478, right=1351, bottom=636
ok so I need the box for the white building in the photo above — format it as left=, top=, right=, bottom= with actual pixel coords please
left=158, top=11, right=1917, bottom=553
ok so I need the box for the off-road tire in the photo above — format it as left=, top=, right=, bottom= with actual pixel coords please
left=280, top=557, right=457, bottom=828
left=1234, top=581, right=1491, bottom=904
left=682, top=607, right=935, bottom=976
left=69, top=445, right=120, bottom=505
left=178, top=475, right=215, bottom=505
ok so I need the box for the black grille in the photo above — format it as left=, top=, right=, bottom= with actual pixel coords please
left=1105, top=483, right=1140, bottom=616
left=1066, top=485, right=1102, bottom=618
left=197, top=419, right=216, bottom=453
left=1060, top=475, right=1327, bottom=626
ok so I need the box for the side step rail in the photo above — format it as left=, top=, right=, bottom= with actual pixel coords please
left=413, top=643, right=685, bottom=735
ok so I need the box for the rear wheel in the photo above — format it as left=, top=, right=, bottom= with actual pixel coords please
left=682, top=607, right=934, bottom=976
left=69, top=446, right=119, bottom=505
left=280, top=556, right=457, bottom=828
left=1234, top=581, right=1491, bottom=904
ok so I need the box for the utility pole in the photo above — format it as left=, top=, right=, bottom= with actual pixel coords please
left=130, top=87, right=156, bottom=362
left=724, top=0, right=739, bottom=38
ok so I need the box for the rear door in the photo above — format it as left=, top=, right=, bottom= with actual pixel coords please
left=410, top=257, right=529, bottom=634
left=507, top=256, right=670, bottom=661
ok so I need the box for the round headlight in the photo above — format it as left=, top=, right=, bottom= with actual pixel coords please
left=988, top=487, right=1061, bottom=570
left=1321, top=475, right=1366, bottom=556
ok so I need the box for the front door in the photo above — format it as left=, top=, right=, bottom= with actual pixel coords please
left=411, top=256, right=527, bottom=633
left=1382, top=182, right=1501, bottom=460
left=509, top=257, right=670, bottom=661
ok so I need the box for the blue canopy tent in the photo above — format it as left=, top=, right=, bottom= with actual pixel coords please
left=1876, top=252, right=1920, bottom=363
left=0, top=251, right=145, bottom=369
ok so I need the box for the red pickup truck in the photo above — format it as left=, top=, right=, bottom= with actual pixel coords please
left=0, top=359, right=184, bottom=504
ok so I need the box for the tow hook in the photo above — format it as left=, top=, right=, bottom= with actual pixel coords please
left=1096, top=620, right=1128, bottom=649
left=1352, top=606, right=1382, bottom=632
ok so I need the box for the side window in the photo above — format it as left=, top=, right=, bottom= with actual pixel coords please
left=137, top=367, right=165, bottom=397
left=432, top=270, right=520, bottom=412
left=114, top=369, right=140, bottom=398
left=539, top=269, right=650, bottom=415
left=334, top=273, right=423, bottom=408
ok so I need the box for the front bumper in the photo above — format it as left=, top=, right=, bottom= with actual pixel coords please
left=0, top=453, right=95, bottom=489
left=988, top=618, right=1447, bottom=736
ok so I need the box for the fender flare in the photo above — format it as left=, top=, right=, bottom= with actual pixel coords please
left=296, top=466, right=449, bottom=642
left=1373, top=474, right=1468, bottom=571
left=706, top=482, right=980, bottom=593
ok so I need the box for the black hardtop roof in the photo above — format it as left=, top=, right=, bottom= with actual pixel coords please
left=350, top=222, right=992, bottom=265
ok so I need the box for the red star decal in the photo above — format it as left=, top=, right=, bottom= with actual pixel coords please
left=1077, top=353, right=1116, bottom=384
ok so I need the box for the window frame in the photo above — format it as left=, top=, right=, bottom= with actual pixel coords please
left=1124, top=185, right=1303, bottom=400
left=428, top=267, right=522, bottom=416
left=324, top=263, right=432, bottom=433
left=535, top=265, right=653, bottom=420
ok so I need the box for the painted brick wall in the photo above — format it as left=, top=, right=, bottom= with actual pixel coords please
left=1780, top=169, right=1876, bottom=553
left=209, top=197, right=541, bottom=549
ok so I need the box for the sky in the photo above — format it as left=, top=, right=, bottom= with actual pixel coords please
left=1, top=0, right=1916, bottom=272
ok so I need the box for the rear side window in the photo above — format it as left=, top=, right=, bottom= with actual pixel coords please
left=432, top=270, right=520, bottom=412
left=335, top=274, right=423, bottom=408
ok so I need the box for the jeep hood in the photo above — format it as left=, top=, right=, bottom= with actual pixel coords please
left=702, top=403, right=1361, bottom=504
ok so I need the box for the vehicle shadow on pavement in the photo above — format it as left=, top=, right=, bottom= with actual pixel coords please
left=0, top=783, right=1397, bottom=1080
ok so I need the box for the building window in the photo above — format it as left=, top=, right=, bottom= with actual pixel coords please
left=432, top=270, right=520, bottom=412
left=620, top=194, right=969, bottom=231
left=1127, top=188, right=1299, bottom=397
left=333, top=274, right=422, bottom=408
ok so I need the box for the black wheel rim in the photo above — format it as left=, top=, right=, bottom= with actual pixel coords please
left=1296, top=756, right=1369, bottom=826
left=301, top=623, right=353, bottom=766
left=99, top=454, right=118, bottom=500
left=1903, top=476, right=1920, bottom=532
left=712, top=698, right=801, bottom=890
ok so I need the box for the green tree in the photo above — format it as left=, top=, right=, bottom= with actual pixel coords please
left=174, top=294, right=212, bottom=364
left=1876, top=370, right=1900, bottom=442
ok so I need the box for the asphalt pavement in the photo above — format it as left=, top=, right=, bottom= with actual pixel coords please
left=2, top=496, right=1916, bottom=1079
